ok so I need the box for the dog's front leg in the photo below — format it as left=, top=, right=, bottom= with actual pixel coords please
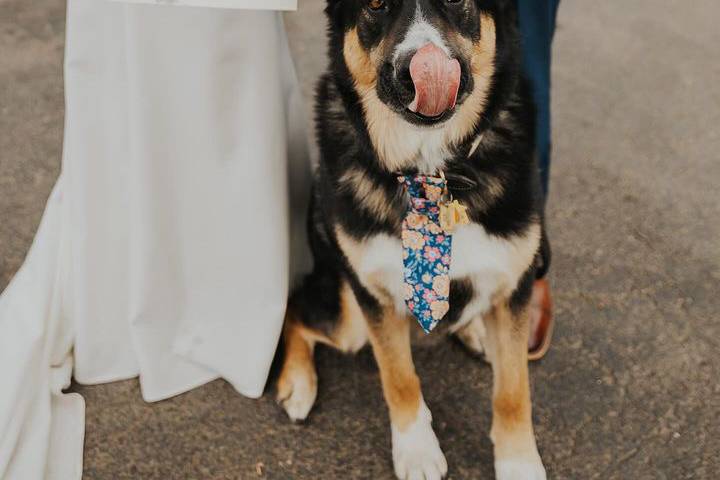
left=484, top=303, right=546, bottom=480
left=367, top=308, right=447, bottom=480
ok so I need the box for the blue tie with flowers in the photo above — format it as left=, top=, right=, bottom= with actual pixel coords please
left=398, top=175, right=454, bottom=333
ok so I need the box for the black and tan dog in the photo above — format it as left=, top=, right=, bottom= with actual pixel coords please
left=277, top=1, right=549, bottom=478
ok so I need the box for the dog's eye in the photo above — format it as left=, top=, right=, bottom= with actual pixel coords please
left=368, top=0, right=387, bottom=11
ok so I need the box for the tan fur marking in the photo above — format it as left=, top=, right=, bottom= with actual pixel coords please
left=344, top=28, right=381, bottom=88
left=339, top=168, right=398, bottom=223
left=467, top=132, right=484, bottom=157
left=445, top=13, right=497, bottom=147
left=368, top=271, right=398, bottom=304
left=494, top=389, right=530, bottom=430
left=477, top=169, right=508, bottom=210
left=367, top=308, right=422, bottom=430
left=277, top=312, right=317, bottom=390
left=334, top=281, right=369, bottom=353
left=483, top=303, right=538, bottom=459
left=280, top=308, right=337, bottom=349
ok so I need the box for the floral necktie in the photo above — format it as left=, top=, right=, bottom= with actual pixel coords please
left=398, top=174, right=453, bottom=333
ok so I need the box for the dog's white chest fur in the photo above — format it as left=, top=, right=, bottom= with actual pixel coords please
left=342, top=223, right=541, bottom=328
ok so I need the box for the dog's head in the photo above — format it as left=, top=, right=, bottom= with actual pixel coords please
left=325, top=0, right=517, bottom=169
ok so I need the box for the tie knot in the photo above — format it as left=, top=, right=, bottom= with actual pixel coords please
left=398, top=175, right=446, bottom=211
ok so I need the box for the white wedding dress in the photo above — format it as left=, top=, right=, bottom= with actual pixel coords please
left=0, top=0, right=310, bottom=478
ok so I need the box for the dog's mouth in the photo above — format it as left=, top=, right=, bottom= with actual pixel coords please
left=405, top=108, right=453, bottom=126
left=407, top=44, right=462, bottom=119
left=390, top=43, right=462, bottom=127
left=377, top=43, right=469, bottom=127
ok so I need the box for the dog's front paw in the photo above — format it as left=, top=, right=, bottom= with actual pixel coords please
left=391, top=401, right=448, bottom=480
left=276, top=367, right=317, bottom=423
left=495, top=457, right=546, bottom=480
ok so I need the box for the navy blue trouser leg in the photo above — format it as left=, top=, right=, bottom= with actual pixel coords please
left=518, top=0, right=560, bottom=197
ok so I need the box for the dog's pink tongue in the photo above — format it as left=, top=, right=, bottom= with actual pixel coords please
left=408, top=43, right=461, bottom=118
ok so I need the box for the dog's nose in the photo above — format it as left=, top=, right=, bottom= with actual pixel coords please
left=395, top=52, right=417, bottom=96
left=395, top=43, right=461, bottom=117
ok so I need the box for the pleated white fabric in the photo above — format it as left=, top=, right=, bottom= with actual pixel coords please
left=0, top=0, right=311, bottom=478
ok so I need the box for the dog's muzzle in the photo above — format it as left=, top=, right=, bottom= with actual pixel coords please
left=396, top=43, right=461, bottom=119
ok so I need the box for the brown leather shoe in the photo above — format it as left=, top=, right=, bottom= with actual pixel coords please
left=528, top=279, right=554, bottom=361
